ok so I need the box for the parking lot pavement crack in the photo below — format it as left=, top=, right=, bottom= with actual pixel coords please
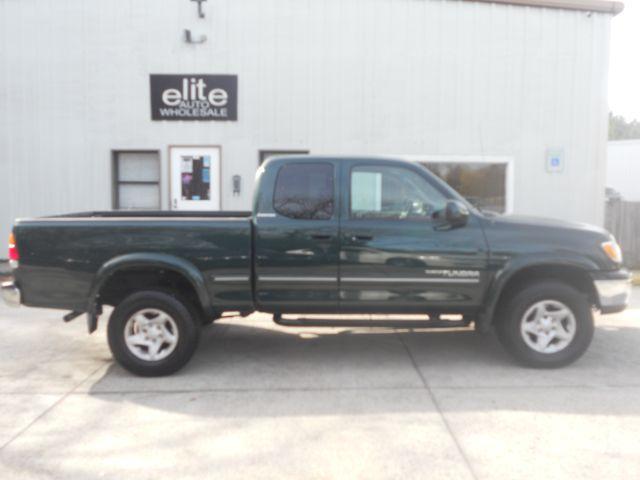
left=69, top=385, right=428, bottom=395
left=0, top=363, right=106, bottom=452
left=397, top=332, right=479, bottom=480
left=429, top=383, right=640, bottom=390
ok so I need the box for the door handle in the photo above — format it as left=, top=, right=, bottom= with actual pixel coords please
left=310, top=234, right=332, bottom=241
left=351, top=235, right=373, bottom=242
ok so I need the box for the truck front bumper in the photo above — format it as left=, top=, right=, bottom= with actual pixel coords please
left=591, top=270, right=632, bottom=314
left=1, top=281, right=21, bottom=307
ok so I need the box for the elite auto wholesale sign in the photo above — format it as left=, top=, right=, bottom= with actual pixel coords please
left=150, top=74, right=238, bottom=121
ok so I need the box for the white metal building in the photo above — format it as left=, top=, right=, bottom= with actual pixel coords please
left=607, top=139, right=640, bottom=201
left=0, top=0, right=623, bottom=250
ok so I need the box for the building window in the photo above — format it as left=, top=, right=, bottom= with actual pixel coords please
left=273, top=163, right=334, bottom=220
left=400, top=156, right=513, bottom=214
left=259, top=149, right=309, bottom=165
left=112, top=151, right=161, bottom=209
left=422, top=162, right=506, bottom=213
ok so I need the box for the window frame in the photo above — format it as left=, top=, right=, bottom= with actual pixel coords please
left=112, top=150, right=161, bottom=210
left=347, top=163, right=450, bottom=222
left=272, top=161, right=336, bottom=221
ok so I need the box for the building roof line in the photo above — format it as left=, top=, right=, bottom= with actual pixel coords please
left=466, top=0, right=624, bottom=15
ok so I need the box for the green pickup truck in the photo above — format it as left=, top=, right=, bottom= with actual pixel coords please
left=1, top=156, right=632, bottom=376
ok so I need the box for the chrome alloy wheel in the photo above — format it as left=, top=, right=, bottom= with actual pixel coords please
left=520, top=300, right=577, bottom=354
left=124, top=309, right=179, bottom=361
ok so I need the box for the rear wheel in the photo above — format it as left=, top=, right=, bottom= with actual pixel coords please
left=496, top=281, right=594, bottom=368
left=107, top=290, right=200, bottom=376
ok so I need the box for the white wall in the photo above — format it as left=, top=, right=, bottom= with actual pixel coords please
left=607, top=139, right=640, bottom=201
left=0, top=0, right=613, bottom=249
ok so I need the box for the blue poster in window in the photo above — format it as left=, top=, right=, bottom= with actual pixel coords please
left=180, top=155, right=210, bottom=200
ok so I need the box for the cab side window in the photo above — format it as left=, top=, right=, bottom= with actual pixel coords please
left=274, top=163, right=334, bottom=220
left=350, top=165, right=447, bottom=220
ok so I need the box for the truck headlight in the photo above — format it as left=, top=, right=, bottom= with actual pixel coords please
left=601, top=240, right=623, bottom=264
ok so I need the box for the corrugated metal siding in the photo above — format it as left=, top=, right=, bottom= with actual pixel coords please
left=0, top=0, right=612, bottom=248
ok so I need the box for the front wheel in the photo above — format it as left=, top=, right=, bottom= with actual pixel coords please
left=496, top=281, right=594, bottom=368
left=107, top=290, right=201, bottom=376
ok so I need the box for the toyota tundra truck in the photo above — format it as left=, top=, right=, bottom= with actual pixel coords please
left=1, top=156, right=632, bottom=376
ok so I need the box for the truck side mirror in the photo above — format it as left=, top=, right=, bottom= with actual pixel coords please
left=445, top=200, right=469, bottom=228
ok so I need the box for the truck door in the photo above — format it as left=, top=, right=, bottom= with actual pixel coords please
left=254, top=161, right=339, bottom=312
left=339, top=160, right=489, bottom=313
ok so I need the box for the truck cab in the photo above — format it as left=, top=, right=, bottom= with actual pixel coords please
left=253, top=156, right=489, bottom=315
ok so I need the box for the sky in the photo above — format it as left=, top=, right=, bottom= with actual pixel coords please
left=609, top=0, right=640, bottom=120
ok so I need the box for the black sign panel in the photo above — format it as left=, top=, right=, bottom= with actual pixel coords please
left=150, top=74, right=237, bottom=121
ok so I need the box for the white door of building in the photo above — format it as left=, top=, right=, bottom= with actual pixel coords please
left=169, top=146, right=221, bottom=211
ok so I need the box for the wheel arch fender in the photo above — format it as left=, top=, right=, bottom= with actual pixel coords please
left=480, top=253, right=599, bottom=330
left=86, top=253, right=211, bottom=333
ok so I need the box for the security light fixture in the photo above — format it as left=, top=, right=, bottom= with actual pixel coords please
left=191, top=0, right=207, bottom=18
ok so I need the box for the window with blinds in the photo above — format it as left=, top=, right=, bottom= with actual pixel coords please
left=112, top=151, right=161, bottom=210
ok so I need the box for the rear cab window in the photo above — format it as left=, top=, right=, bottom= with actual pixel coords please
left=273, top=163, right=335, bottom=220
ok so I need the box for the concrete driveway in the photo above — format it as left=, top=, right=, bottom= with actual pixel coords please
left=0, top=289, right=639, bottom=479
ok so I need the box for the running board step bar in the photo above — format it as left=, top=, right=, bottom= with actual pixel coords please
left=272, top=314, right=472, bottom=329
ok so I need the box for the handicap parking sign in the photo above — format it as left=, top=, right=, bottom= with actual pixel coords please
left=546, top=148, right=565, bottom=173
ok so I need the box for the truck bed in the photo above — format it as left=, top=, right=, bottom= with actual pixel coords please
left=13, top=211, right=253, bottom=312
left=48, top=211, right=252, bottom=219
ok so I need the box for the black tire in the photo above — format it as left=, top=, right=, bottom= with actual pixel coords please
left=107, top=290, right=201, bottom=376
left=496, top=281, right=594, bottom=368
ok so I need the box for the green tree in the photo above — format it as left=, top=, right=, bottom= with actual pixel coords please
left=609, top=112, right=640, bottom=140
